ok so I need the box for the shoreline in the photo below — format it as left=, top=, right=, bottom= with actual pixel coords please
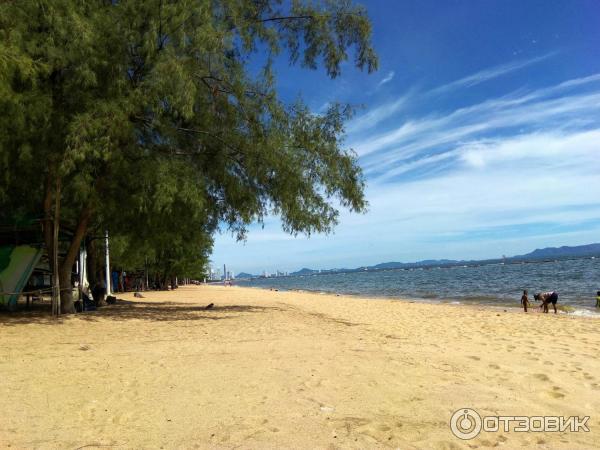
left=234, top=282, right=600, bottom=318
left=2, top=284, right=599, bottom=449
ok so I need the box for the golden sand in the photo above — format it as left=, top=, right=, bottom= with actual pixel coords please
left=1, top=285, right=599, bottom=449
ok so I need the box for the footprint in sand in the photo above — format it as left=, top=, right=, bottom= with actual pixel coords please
left=533, top=373, right=550, bottom=381
left=546, top=386, right=565, bottom=399
left=467, top=356, right=481, bottom=361
left=488, top=364, right=500, bottom=370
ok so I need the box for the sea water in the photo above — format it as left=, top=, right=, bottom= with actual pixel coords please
left=239, top=257, right=600, bottom=315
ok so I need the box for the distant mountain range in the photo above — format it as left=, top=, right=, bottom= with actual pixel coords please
left=236, top=243, right=600, bottom=278
left=514, top=243, right=600, bottom=259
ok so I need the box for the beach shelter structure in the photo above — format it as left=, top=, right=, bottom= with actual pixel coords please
left=0, top=245, right=44, bottom=310
left=0, top=221, right=91, bottom=311
left=0, top=223, right=46, bottom=311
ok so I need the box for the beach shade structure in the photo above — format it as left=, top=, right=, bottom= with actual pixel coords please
left=0, top=245, right=44, bottom=310
left=0, top=219, right=99, bottom=313
left=0, top=222, right=47, bottom=311
left=0, top=220, right=71, bottom=311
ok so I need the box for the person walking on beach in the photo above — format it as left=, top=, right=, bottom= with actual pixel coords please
left=534, top=291, right=559, bottom=314
left=596, top=291, right=600, bottom=308
left=521, top=290, right=529, bottom=312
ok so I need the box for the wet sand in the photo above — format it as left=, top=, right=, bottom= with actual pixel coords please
left=1, top=285, right=598, bottom=449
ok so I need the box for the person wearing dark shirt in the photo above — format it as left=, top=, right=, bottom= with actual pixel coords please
left=534, top=291, right=559, bottom=314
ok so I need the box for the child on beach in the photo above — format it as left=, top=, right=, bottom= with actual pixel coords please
left=521, top=290, right=529, bottom=312
left=596, top=291, right=600, bottom=308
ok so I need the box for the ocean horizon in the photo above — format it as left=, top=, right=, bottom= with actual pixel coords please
left=238, top=256, right=600, bottom=316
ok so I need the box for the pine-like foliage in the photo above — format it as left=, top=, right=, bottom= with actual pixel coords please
left=0, top=0, right=378, bottom=311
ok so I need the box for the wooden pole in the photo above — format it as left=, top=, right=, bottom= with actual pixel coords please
left=104, top=230, right=111, bottom=296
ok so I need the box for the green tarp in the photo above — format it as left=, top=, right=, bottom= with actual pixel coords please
left=0, top=245, right=43, bottom=310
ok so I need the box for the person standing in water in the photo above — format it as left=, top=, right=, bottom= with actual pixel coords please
left=521, top=290, right=529, bottom=312
left=534, top=291, right=559, bottom=314
left=596, top=291, right=600, bottom=308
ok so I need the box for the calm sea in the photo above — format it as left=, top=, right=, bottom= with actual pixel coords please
left=238, top=257, right=600, bottom=316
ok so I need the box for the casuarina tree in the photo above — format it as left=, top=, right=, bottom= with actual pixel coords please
left=0, top=0, right=378, bottom=312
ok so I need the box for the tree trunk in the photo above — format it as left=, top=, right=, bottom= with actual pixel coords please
left=58, top=268, right=74, bottom=313
left=42, top=175, right=62, bottom=315
left=42, top=175, right=56, bottom=276
left=86, top=238, right=107, bottom=306
left=59, top=207, right=92, bottom=313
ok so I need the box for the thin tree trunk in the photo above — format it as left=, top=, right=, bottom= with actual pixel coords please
left=51, top=179, right=61, bottom=316
left=86, top=238, right=106, bottom=306
left=42, top=175, right=55, bottom=275
left=59, top=207, right=92, bottom=313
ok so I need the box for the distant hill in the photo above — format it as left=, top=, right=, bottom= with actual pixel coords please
left=236, top=272, right=255, bottom=279
left=372, top=259, right=460, bottom=269
left=513, top=243, right=600, bottom=260
left=291, top=268, right=319, bottom=275
left=282, top=243, right=600, bottom=276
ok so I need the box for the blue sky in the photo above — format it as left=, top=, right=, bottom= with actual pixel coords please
left=212, top=0, right=600, bottom=275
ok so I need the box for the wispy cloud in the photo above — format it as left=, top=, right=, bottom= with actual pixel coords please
left=430, top=52, right=557, bottom=95
left=325, top=70, right=600, bottom=264
left=377, top=70, right=395, bottom=87
left=351, top=72, right=600, bottom=175
left=346, top=92, right=412, bottom=135
left=346, top=53, right=560, bottom=145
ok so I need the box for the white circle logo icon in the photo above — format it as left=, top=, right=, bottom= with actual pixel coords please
left=450, top=408, right=482, bottom=440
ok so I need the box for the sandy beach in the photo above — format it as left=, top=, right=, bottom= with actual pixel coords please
left=1, top=285, right=599, bottom=449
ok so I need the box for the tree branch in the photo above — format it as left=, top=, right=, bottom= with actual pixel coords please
left=256, top=15, right=314, bottom=23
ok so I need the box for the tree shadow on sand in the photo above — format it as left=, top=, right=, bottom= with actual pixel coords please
left=0, top=299, right=284, bottom=326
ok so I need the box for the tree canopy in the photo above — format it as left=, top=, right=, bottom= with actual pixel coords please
left=0, top=0, right=378, bottom=312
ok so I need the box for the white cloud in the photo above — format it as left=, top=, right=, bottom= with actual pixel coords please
left=346, top=91, right=413, bottom=136
left=430, top=52, right=556, bottom=95
left=352, top=128, right=600, bottom=246
left=377, top=70, right=395, bottom=87
left=346, top=53, right=561, bottom=142
left=354, top=74, right=600, bottom=179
